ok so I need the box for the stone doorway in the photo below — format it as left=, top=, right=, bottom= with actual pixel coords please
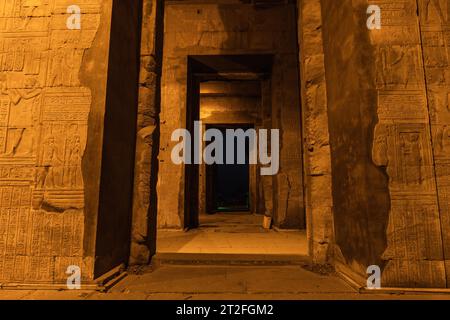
left=204, top=124, right=252, bottom=214
left=154, top=0, right=308, bottom=258
left=131, top=0, right=335, bottom=268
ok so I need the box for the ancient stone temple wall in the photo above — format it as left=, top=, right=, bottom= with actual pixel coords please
left=0, top=0, right=102, bottom=283
left=0, top=0, right=142, bottom=285
left=418, top=0, right=450, bottom=288
left=1, top=0, right=448, bottom=289
left=371, top=0, right=445, bottom=288
left=321, top=0, right=449, bottom=288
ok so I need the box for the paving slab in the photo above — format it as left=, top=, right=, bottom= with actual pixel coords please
left=1, top=264, right=450, bottom=300
left=110, top=266, right=247, bottom=294
left=109, top=265, right=355, bottom=295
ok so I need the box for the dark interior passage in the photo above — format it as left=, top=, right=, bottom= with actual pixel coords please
left=206, top=125, right=251, bottom=213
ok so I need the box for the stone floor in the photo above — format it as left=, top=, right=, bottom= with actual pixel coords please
left=1, top=265, right=450, bottom=300
left=1, top=213, right=448, bottom=300
left=157, top=212, right=308, bottom=255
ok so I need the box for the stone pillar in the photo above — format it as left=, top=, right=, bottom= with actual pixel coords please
left=260, top=80, right=274, bottom=217
left=129, top=0, right=162, bottom=265
left=297, top=0, right=334, bottom=264
left=271, top=52, right=305, bottom=229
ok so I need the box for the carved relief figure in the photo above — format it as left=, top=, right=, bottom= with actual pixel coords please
left=373, top=124, right=389, bottom=167
left=436, top=125, right=450, bottom=156
left=0, top=76, right=41, bottom=156
left=400, top=133, right=423, bottom=186
left=377, top=46, right=394, bottom=87
left=42, top=136, right=63, bottom=188
left=18, top=0, right=43, bottom=29
left=424, top=0, right=447, bottom=23
left=377, top=46, right=416, bottom=88
left=67, top=136, right=82, bottom=188
left=48, top=51, right=67, bottom=87
left=35, top=166, right=48, bottom=189
left=48, top=50, right=80, bottom=87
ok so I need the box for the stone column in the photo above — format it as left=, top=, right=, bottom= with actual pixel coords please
left=297, top=0, right=334, bottom=264
left=129, top=0, right=163, bottom=265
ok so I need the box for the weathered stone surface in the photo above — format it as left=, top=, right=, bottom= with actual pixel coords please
left=2, top=0, right=450, bottom=290
left=318, top=0, right=448, bottom=288
left=298, top=0, right=334, bottom=264
left=130, top=0, right=160, bottom=265
left=371, top=0, right=445, bottom=288
left=417, top=0, right=450, bottom=288
left=0, top=0, right=103, bottom=283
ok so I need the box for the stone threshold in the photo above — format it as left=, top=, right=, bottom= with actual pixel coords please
left=152, top=253, right=311, bottom=267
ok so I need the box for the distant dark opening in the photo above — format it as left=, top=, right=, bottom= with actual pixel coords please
left=206, top=124, right=252, bottom=213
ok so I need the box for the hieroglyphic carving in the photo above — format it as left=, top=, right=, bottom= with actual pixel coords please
left=370, top=0, right=446, bottom=287
left=376, top=45, right=422, bottom=89
left=0, top=76, right=42, bottom=157
left=435, top=125, right=450, bottom=156
left=30, top=88, right=89, bottom=211
left=373, top=120, right=445, bottom=287
left=421, top=0, right=450, bottom=24
left=417, top=0, right=450, bottom=287
left=369, top=0, right=419, bottom=45
left=378, top=91, right=428, bottom=121
left=373, top=123, right=435, bottom=192
left=0, top=0, right=51, bottom=32
left=0, top=0, right=101, bottom=282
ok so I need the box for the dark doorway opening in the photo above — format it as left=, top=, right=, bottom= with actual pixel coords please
left=206, top=124, right=252, bottom=213
left=184, top=55, right=273, bottom=229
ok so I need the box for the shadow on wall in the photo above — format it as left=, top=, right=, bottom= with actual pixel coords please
left=320, top=0, right=389, bottom=274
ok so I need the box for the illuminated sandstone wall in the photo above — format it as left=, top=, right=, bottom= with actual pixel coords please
left=198, top=81, right=262, bottom=215
left=418, top=0, right=450, bottom=288
left=371, top=0, right=444, bottom=288
left=0, top=0, right=102, bottom=283
left=0, top=0, right=141, bottom=284
left=321, top=0, right=449, bottom=288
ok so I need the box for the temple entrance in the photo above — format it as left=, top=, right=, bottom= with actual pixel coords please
left=155, top=2, right=308, bottom=258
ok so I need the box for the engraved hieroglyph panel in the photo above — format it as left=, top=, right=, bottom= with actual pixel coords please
left=371, top=0, right=446, bottom=287
left=368, top=0, right=419, bottom=44
left=418, top=0, right=450, bottom=287
left=0, top=0, right=51, bottom=32
left=373, top=121, right=445, bottom=287
left=375, top=45, right=423, bottom=90
left=373, top=122, right=436, bottom=193
left=377, top=91, right=428, bottom=121
left=0, top=0, right=101, bottom=282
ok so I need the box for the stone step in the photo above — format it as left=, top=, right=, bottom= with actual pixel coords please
left=152, top=253, right=311, bottom=267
